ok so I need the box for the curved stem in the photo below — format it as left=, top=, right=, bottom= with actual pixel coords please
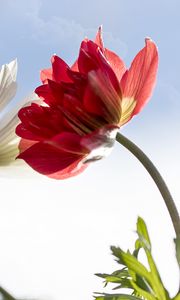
left=0, top=286, right=16, bottom=300
left=116, top=132, right=180, bottom=239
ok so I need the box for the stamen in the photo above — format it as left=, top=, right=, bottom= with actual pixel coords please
left=58, top=106, right=91, bottom=135
left=74, top=104, right=105, bottom=129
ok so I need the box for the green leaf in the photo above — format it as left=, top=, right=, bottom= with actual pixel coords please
left=96, top=217, right=172, bottom=300
left=111, top=246, right=125, bottom=265
left=116, top=249, right=151, bottom=283
left=94, top=293, right=142, bottom=300
left=130, top=280, right=157, bottom=300
left=95, top=269, right=132, bottom=289
left=136, top=217, right=168, bottom=300
left=145, top=250, right=168, bottom=300
left=110, top=246, right=161, bottom=296
left=174, top=237, right=180, bottom=267
left=135, top=274, right=153, bottom=293
left=96, top=269, right=129, bottom=281
left=112, top=278, right=132, bottom=290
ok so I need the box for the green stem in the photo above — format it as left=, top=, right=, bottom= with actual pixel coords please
left=0, top=286, right=16, bottom=300
left=116, top=132, right=180, bottom=239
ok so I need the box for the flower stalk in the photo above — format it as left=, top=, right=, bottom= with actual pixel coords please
left=0, top=286, right=16, bottom=300
left=116, top=132, right=180, bottom=239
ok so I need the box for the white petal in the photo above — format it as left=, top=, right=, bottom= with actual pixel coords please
left=0, top=92, right=39, bottom=166
left=0, top=58, right=40, bottom=169
left=0, top=61, right=17, bottom=111
left=0, top=118, right=18, bottom=145
left=7, top=58, right=18, bottom=81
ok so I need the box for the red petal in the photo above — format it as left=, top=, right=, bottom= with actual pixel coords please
left=71, top=25, right=104, bottom=72
left=48, top=132, right=87, bottom=154
left=66, top=69, right=87, bottom=98
left=35, top=84, right=55, bottom=106
left=95, top=26, right=126, bottom=81
left=67, top=69, right=86, bottom=83
left=95, top=26, right=104, bottom=50
left=18, top=138, right=38, bottom=153
left=71, top=60, right=79, bottom=71
left=83, top=84, right=105, bottom=116
left=104, top=48, right=126, bottom=81
left=16, top=123, right=45, bottom=141
left=17, top=132, right=87, bottom=178
left=78, top=40, right=99, bottom=74
left=17, top=104, right=64, bottom=140
left=88, top=69, right=121, bottom=124
left=51, top=55, right=71, bottom=83
left=63, top=94, right=82, bottom=112
left=121, top=38, right=158, bottom=115
left=40, top=68, right=53, bottom=84
left=47, top=79, right=64, bottom=105
left=48, top=158, right=88, bottom=179
left=71, top=27, right=104, bottom=72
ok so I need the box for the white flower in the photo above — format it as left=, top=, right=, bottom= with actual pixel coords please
left=0, top=59, right=38, bottom=168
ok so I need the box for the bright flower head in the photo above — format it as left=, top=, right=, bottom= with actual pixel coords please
left=0, top=59, right=39, bottom=169
left=0, top=59, right=18, bottom=166
left=16, top=27, right=158, bottom=179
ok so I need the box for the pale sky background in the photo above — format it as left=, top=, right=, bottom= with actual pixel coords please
left=0, top=0, right=180, bottom=299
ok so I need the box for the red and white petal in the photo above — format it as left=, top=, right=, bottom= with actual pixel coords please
left=119, top=96, right=137, bottom=126
left=81, top=125, right=118, bottom=163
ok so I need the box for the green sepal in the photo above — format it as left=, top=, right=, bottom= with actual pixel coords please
left=136, top=216, right=151, bottom=251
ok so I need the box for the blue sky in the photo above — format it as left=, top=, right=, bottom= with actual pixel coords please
left=0, top=0, right=180, bottom=299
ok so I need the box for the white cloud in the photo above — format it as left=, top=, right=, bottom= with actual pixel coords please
left=0, top=0, right=127, bottom=65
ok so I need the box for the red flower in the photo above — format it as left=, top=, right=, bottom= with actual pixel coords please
left=16, top=27, right=158, bottom=179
